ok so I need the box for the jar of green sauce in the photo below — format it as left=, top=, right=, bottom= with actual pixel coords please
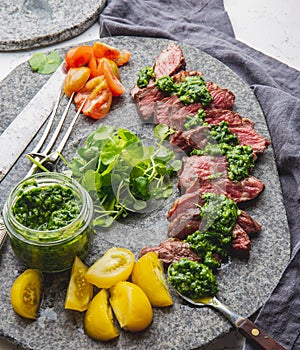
left=2, top=172, right=95, bottom=273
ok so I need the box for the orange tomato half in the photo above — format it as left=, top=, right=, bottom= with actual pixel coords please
left=65, top=46, right=93, bottom=70
left=93, top=42, right=121, bottom=60
left=99, top=59, right=125, bottom=96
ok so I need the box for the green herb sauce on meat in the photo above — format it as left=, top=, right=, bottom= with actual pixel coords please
left=185, top=193, right=240, bottom=269
left=168, top=258, right=219, bottom=299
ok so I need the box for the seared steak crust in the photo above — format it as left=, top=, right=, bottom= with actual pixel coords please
left=139, top=238, right=201, bottom=266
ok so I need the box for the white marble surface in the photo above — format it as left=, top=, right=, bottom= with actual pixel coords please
left=0, top=0, right=299, bottom=349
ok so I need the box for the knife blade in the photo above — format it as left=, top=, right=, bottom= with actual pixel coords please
left=0, top=64, right=66, bottom=183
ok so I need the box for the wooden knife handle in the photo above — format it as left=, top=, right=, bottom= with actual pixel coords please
left=237, top=318, right=286, bottom=350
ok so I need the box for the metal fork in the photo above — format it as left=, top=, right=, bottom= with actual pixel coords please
left=0, top=89, right=86, bottom=249
left=172, top=289, right=286, bottom=350
left=26, top=90, right=86, bottom=177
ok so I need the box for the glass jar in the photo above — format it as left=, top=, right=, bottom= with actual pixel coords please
left=2, top=172, right=95, bottom=273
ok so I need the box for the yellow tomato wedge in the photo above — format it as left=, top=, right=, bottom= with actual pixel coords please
left=131, top=252, right=173, bottom=307
left=85, top=247, right=135, bottom=289
left=109, top=281, right=153, bottom=332
left=63, top=66, right=90, bottom=98
left=84, top=289, right=119, bottom=341
left=10, top=269, right=43, bottom=319
left=65, top=256, right=93, bottom=312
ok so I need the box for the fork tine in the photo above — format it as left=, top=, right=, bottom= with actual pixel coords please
left=26, top=96, right=86, bottom=177
left=42, top=92, right=75, bottom=155
left=48, top=97, right=87, bottom=162
left=30, top=88, right=64, bottom=155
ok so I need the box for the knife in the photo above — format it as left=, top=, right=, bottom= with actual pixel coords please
left=0, top=64, right=66, bottom=183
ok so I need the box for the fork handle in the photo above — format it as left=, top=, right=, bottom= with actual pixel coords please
left=237, top=318, right=286, bottom=350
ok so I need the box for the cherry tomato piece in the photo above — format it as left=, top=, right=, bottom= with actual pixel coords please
left=82, top=83, right=113, bottom=120
left=65, top=45, right=93, bottom=70
left=65, top=256, right=93, bottom=312
left=84, top=289, right=120, bottom=341
left=85, top=247, right=135, bottom=288
left=63, top=66, right=90, bottom=98
left=74, top=76, right=105, bottom=106
left=10, top=269, right=43, bottom=319
left=109, top=281, right=153, bottom=332
left=131, top=252, right=173, bottom=307
left=99, top=59, right=125, bottom=96
left=98, top=57, right=120, bottom=79
left=93, top=42, right=121, bottom=60
left=88, top=54, right=102, bottom=79
left=114, top=49, right=131, bottom=66
left=74, top=76, right=112, bottom=120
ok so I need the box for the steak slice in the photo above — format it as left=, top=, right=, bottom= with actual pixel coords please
left=229, top=119, right=271, bottom=154
left=178, top=155, right=264, bottom=202
left=170, top=125, right=210, bottom=152
left=205, top=109, right=245, bottom=127
left=154, top=95, right=202, bottom=126
left=231, top=224, right=252, bottom=258
left=236, top=210, right=261, bottom=235
left=166, top=191, right=261, bottom=241
left=167, top=210, right=201, bottom=240
left=139, top=238, right=201, bottom=266
left=166, top=192, right=203, bottom=222
left=206, top=82, right=235, bottom=110
left=153, top=43, right=186, bottom=79
left=170, top=118, right=269, bottom=156
left=131, top=85, right=167, bottom=121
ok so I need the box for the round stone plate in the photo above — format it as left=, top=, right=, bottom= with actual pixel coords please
left=0, top=0, right=106, bottom=51
left=0, top=37, right=290, bottom=349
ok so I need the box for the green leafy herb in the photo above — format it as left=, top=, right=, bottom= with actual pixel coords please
left=137, top=66, right=155, bottom=88
left=71, top=125, right=181, bottom=227
left=168, top=258, right=219, bottom=299
left=29, top=51, right=61, bottom=74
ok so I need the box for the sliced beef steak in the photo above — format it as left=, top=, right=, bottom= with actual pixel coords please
left=166, top=188, right=261, bottom=241
left=236, top=210, right=261, bottom=234
left=205, top=109, right=245, bottom=127
left=153, top=43, right=186, bottom=79
left=206, top=82, right=235, bottom=110
left=231, top=224, right=252, bottom=258
left=139, top=238, right=201, bottom=266
left=170, top=117, right=269, bottom=156
left=229, top=119, right=271, bottom=154
left=178, top=155, right=264, bottom=202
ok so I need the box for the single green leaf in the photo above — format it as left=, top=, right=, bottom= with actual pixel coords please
left=29, top=52, right=46, bottom=72
left=29, top=51, right=61, bottom=74
left=154, top=124, right=170, bottom=141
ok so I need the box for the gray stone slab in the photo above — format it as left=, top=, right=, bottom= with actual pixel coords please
left=0, top=0, right=105, bottom=50
left=0, top=37, right=290, bottom=349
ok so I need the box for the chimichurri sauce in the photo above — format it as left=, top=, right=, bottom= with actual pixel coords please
left=12, top=183, right=81, bottom=232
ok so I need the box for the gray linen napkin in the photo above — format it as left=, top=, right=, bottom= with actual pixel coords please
left=99, top=1, right=300, bottom=349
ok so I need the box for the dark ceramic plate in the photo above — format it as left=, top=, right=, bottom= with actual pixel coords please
left=0, top=37, right=290, bottom=350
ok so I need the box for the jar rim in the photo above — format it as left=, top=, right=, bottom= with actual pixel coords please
left=3, top=172, right=94, bottom=246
